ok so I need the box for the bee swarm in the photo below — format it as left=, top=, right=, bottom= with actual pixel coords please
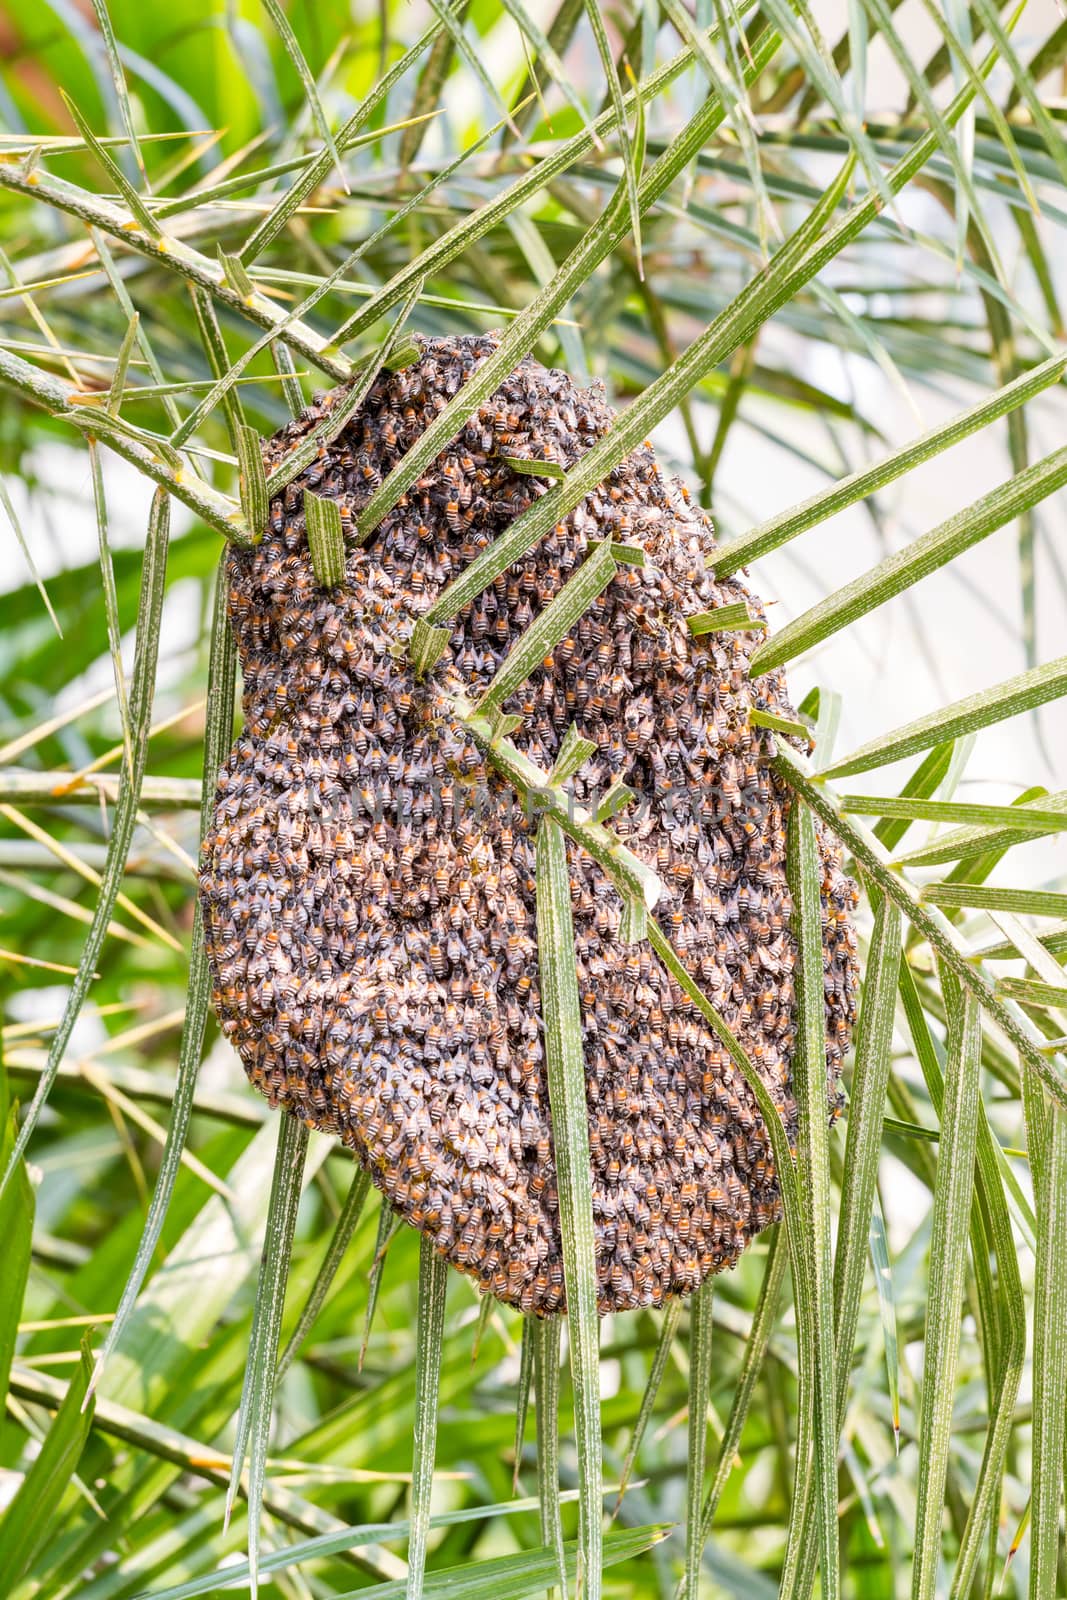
left=199, top=333, right=858, bottom=1316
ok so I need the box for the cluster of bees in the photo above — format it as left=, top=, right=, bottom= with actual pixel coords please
left=200, top=334, right=858, bottom=1316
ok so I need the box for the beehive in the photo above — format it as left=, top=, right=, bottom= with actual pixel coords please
left=199, top=333, right=858, bottom=1316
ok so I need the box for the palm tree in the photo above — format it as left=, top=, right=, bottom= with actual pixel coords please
left=0, top=3, right=1065, bottom=1596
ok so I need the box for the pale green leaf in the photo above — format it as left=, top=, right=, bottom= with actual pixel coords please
left=0, top=1061, right=35, bottom=1430
left=513, top=1317, right=535, bottom=1496
left=821, top=655, right=1067, bottom=779
left=87, top=0, right=148, bottom=185
left=58, top=90, right=160, bottom=235
left=475, top=540, right=617, bottom=717
left=749, top=447, right=1067, bottom=676
left=772, top=742, right=1067, bottom=1112
left=785, top=800, right=839, bottom=1600
left=1027, top=1102, right=1067, bottom=1598
left=236, top=423, right=269, bottom=541
left=304, top=490, right=346, bottom=590
left=713, top=352, right=1067, bottom=578
left=684, top=1280, right=715, bottom=1598
left=536, top=817, right=602, bottom=1600
left=89, top=554, right=237, bottom=1395
left=686, top=602, right=766, bottom=635
left=533, top=1316, right=566, bottom=1600
left=922, top=884, right=1067, bottom=919
left=225, top=1115, right=311, bottom=1600
left=0, top=1340, right=95, bottom=1592
left=912, top=979, right=981, bottom=1600
left=261, top=0, right=348, bottom=193
left=277, top=1161, right=372, bottom=1378
left=408, top=1236, right=449, bottom=1600
left=613, top=1298, right=683, bottom=1517
left=239, top=10, right=453, bottom=264
left=893, top=789, right=1067, bottom=868
left=692, top=1229, right=786, bottom=1552
left=0, top=488, right=170, bottom=1198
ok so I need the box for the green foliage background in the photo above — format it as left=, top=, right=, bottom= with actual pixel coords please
left=0, top=2, right=1065, bottom=1597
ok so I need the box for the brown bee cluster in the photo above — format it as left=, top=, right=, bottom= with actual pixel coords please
left=199, top=333, right=858, bottom=1316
